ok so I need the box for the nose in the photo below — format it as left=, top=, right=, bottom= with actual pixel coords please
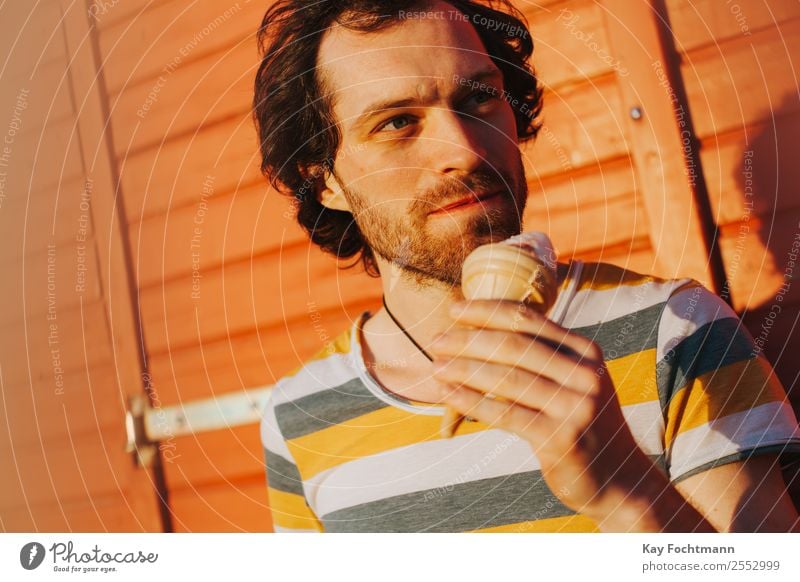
left=427, top=109, right=490, bottom=176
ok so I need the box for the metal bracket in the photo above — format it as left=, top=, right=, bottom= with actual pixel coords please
left=124, top=387, right=273, bottom=467
left=125, top=394, right=158, bottom=467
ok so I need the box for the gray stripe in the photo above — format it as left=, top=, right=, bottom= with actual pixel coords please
left=649, top=453, right=667, bottom=475
left=264, top=447, right=305, bottom=496
left=656, top=317, right=756, bottom=411
left=275, top=377, right=387, bottom=440
left=320, top=470, right=576, bottom=532
left=571, top=301, right=664, bottom=362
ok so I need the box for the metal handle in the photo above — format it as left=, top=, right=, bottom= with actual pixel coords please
left=125, top=386, right=273, bottom=467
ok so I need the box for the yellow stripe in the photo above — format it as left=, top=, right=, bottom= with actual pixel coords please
left=665, top=355, right=785, bottom=447
left=606, top=348, right=659, bottom=407
left=288, top=407, right=489, bottom=479
left=283, top=326, right=354, bottom=379
left=267, top=487, right=324, bottom=531
left=470, top=514, right=600, bottom=532
left=577, top=262, right=669, bottom=292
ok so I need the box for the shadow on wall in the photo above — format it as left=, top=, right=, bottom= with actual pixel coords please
left=732, top=94, right=800, bottom=411
left=732, top=94, right=800, bottom=510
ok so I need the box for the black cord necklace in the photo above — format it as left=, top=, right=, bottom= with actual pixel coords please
left=381, top=294, right=434, bottom=362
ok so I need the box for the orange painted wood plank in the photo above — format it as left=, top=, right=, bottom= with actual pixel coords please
left=130, top=182, right=304, bottom=289
left=111, top=39, right=257, bottom=156
left=524, top=0, right=618, bottom=89
left=602, top=0, right=716, bottom=288
left=161, top=424, right=262, bottom=490
left=0, top=364, right=125, bottom=449
left=0, top=300, right=114, bottom=388
left=718, top=211, right=800, bottom=312
left=0, top=237, right=103, bottom=328
left=700, top=116, right=800, bottom=227
left=2, top=54, right=74, bottom=134
left=682, top=19, right=800, bottom=139
left=1, top=488, right=162, bottom=532
left=0, top=1, right=66, bottom=81
left=170, top=476, right=273, bottom=532
left=59, top=0, right=166, bottom=530
left=146, top=297, right=378, bottom=406
left=578, top=237, right=661, bottom=279
left=526, top=156, right=636, bottom=213
left=88, top=0, right=174, bottom=32
left=119, top=117, right=261, bottom=223
left=1, top=117, right=85, bottom=203
left=0, top=429, right=145, bottom=509
left=0, top=175, right=94, bottom=260
left=666, top=0, right=800, bottom=54
left=522, top=75, right=630, bottom=178
left=532, top=189, right=648, bottom=256
left=98, top=0, right=264, bottom=95
left=138, top=242, right=381, bottom=354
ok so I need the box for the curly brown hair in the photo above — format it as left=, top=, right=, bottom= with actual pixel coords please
left=252, top=0, right=543, bottom=277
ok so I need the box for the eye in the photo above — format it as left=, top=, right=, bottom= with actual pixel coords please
left=468, top=88, right=500, bottom=107
left=376, top=114, right=414, bottom=133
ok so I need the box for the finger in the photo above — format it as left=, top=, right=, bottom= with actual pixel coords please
left=430, top=328, right=598, bottom=392
left=441, top=384, right=555, bottom=438
left=448, top=299, right=601, bottom=364
left=432, top=357, right=584, bottom=417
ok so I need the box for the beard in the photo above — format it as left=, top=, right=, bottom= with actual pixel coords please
left=340, top=153, right=528, bottom=288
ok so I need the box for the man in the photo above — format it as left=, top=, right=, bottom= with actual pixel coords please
left=253, top=0, right=800, bottom=532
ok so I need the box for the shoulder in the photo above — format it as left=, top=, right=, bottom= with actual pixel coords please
left=260, top=319, right=362, bottom=446
left=563, top=260, right=695, bottom=329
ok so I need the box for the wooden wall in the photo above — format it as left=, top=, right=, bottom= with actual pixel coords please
left=0, top=0, right=162, bottom=531
left=664, top=0, right=800, bottom=407
left=2, top=0, right=797, bottom=532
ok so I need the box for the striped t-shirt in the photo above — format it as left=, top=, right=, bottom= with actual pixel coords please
left=260, top=259, right=800, bottom=532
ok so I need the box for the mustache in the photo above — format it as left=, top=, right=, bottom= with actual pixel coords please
left=411, top=167, right=519, bottom=215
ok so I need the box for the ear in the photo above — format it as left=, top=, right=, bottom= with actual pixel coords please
left=317, top=167, right=351, bottom=212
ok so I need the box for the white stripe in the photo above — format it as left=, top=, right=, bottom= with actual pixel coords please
left=621, top=400, right=664, bottom=456
left=656, top=283, right=741, bottom=362
left=260, top=393, right=294, bottom=460
left=561, top=277, right=687, bottom=330
left=270, top=353, right=358, bottom=406
left=305, top=429, right=539, bottom=516
left=349, top=314, right=446, bottom=415
left=667, top=401, right=800, bottom=480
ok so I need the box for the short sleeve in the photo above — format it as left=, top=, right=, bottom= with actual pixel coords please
left=656, top=280, right=800, bottom=483
left=261, top=391, right=324, bottom=533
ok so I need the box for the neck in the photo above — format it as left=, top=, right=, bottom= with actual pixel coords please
left=358, top=266, right=462, bottom=404
left=380, top=272, right=463, bottom=358
left=361, top=255, right=569, bottom=377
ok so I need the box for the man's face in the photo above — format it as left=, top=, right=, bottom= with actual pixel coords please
left=317, top=1, right=528, bottom=287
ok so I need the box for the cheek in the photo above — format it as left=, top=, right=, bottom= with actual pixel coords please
left=489, top=106, right=519, bottom=147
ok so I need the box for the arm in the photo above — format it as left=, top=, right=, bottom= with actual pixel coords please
left=430, top=287, right=800, bottom=531
left=261, top=392, right=324, bottom=533
left=429, top=298, right=713, bottom=531
left=583, top=452, right=800, bottom=532
left=675, top=454, right=800, bottom=532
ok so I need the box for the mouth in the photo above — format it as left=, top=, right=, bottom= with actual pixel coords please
left=430, top=189, right=504, bottom=215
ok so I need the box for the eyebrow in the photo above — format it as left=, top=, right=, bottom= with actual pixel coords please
left=349, top=67, right=504, bottom=132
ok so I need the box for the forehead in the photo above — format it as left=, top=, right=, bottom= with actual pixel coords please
left=317, top=4, right=497, bottom=123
